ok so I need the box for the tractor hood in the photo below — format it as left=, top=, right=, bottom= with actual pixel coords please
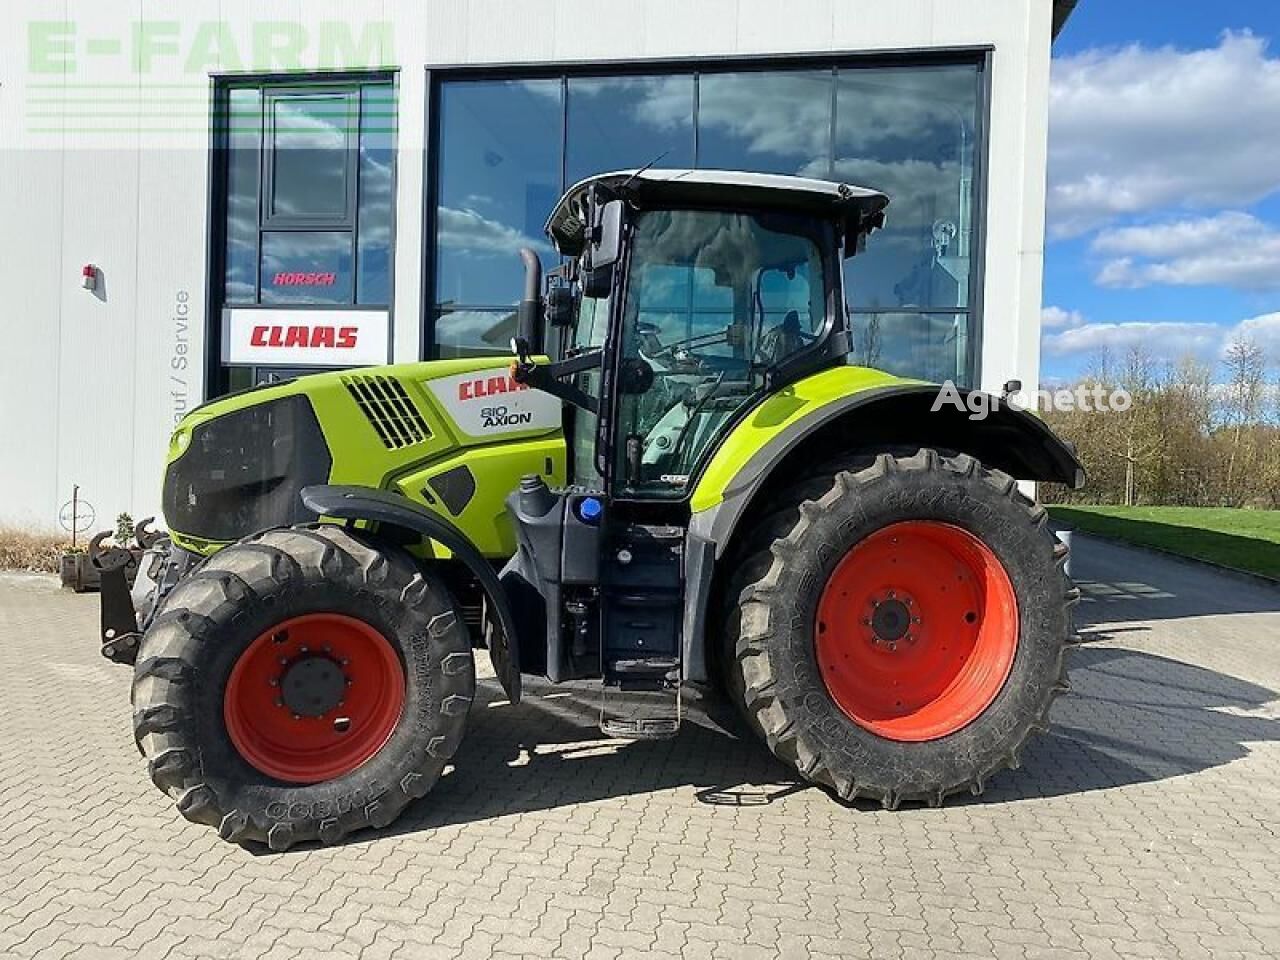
left=161, top=357, right=567, bottom=555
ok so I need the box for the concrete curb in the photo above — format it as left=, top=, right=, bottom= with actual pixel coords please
left=1062, top=528, right=1280, bottom=592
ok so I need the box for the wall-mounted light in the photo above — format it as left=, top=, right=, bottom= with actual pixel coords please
left=82, top=264, right=98, bottom=291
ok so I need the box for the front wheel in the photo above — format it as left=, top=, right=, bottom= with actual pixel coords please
left=725, top=449, right=1075, bottom=808
left=131, top=525, right=475, bottom=849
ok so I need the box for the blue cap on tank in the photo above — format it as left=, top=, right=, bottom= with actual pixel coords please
left=576, top=497, right=603, bottom=523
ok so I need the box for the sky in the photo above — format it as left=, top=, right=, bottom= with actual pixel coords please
left=1041, top=0, right=1280, bottom=381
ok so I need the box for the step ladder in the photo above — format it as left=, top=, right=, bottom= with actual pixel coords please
left=600, top=658, right=682, bottom=739
left=598, top=524, right=685, bottom=739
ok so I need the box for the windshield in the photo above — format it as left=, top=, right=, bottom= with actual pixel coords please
left=614, top=207, right=829, bottom=498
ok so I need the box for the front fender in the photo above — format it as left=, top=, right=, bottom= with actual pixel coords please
left=301, top=484, right=523, bottom=703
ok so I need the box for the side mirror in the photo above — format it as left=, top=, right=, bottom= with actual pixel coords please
left=582, top=199, right=625, bottom=298
left=591, top=200, right=625, bottom=269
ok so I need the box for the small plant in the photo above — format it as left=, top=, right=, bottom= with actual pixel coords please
left=115, top=512, right=135, bottom=548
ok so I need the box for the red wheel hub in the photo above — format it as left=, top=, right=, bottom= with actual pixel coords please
left=815, top=521, right=1018, bottom=742
left=224, top=613, right=405, bottom=784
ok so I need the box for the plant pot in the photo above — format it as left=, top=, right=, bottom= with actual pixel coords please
left=61, top=553, right=98, bottom=593
left=60, top=548, right=142, bottom=593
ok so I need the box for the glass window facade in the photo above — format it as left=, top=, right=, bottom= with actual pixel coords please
left=429, top=60, right=985, bottom=383
left=218, top=79, right=396, bottom=309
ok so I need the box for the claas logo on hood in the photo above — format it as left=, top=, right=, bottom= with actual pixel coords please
left=458, top=374, right=529, bottom=402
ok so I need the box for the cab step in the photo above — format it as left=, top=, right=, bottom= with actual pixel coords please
left=599, top=682, right=682, bottom=740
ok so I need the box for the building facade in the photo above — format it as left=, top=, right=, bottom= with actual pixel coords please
left=0, top=0, right=1073, bottom=529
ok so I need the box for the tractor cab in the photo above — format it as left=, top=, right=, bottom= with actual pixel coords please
left=500, top=170, right=890, bottom=733
left=518, top=170, right=888, bottom=501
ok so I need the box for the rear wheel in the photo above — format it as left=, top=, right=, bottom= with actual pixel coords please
left=132, top=525, right=474, bottom=849
left=724, top=448, right=1075, bottom=807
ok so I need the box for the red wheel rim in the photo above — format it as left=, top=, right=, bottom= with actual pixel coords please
left=815, top=521, right=1018, bottom=742
left=224, top=613, right=405, bottom=784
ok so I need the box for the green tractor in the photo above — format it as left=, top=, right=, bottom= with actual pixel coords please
left=97, top=170, right=1082, bottom=849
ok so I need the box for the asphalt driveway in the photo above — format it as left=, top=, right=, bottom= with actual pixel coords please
left=0, top=533, right=1276, bottom=959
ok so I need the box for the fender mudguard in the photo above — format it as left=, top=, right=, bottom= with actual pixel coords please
left=301, top=484, right=522, bottom=703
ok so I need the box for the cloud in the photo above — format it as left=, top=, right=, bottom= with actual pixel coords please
left=1042, top=310, right=1280, bottom=361
left=825, top=157, right=963, bottom=231
left=1048, top=31, right=1280, bottom=237
left=1233, top=312, right=1280, bottom=355
left=1044, top=320, right=1224, bottom=358
left=1090, top=212, right=1280, bottom=289
left=693, top=73, right=832, bottom=169
left=1041, top=306, right=1085, bottom=330
left=435, top=206, right=549, bottom=257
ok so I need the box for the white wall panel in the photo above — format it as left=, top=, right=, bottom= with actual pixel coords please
left=640, top=0, right=739, bottom=58
left=392, top=62, right=427, bottom=362
left=464, top=0, right=559, bottom=64
left=0, top=2, right=68, bottom=528
left=550, top=1, right=647, bottom=63
left=52, top=0, right=144, bottom=533
left=828, top=0, right=934, bottom=51
left=735, top=0, right=837, bottom=55
left=126, top=0, right=217, bottom=520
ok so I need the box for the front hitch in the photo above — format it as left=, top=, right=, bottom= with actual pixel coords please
left=89, top=530, right=141, bottom=665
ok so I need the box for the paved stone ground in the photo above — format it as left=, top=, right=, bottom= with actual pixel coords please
left=0, top=534, right=1277, bottom=960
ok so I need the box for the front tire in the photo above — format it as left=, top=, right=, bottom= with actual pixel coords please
left=131, top=525, right=475, bottom=849
left=725, top=449, right=1075, bottom=808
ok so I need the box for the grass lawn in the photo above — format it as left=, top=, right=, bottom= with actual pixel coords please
left=1047, top=505, right=1280, bottom=580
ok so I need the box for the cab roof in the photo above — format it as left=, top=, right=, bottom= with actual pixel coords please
left=545, top=168, right=890, bottom=256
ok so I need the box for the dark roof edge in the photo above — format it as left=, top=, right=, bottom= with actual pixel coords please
left=1052, top=0, right=1079, bottom=40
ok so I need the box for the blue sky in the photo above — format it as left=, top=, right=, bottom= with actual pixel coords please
left=1041, top=1, right=1280, bottom=380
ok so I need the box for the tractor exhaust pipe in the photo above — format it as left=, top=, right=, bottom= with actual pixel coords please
left=516, top=248, right=543, bottom=356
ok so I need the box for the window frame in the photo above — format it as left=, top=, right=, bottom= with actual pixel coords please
left=260, top=85, right=361, bottom=230
left=423, top=48, right=992, bottom=386
left=205, top=71, right=399, bottom=400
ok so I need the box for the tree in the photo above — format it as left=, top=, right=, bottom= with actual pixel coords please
left=1220, top=337, right=1267, bottom=507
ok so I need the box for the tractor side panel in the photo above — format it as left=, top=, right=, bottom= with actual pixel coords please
left=390, top=439, right=567, bottom=558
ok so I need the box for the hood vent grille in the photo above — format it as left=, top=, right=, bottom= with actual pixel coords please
left=342, top=375, right=431, bottom=450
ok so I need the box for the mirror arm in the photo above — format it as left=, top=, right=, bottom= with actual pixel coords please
left=511, top=350, right=603, bottom=415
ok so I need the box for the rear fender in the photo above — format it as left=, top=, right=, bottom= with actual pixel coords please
left=681, top=374, right=1085, bottom=682
left=301, top=485, right=522, bottom=703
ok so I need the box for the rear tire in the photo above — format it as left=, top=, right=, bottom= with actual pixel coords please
left=724, top=448, right=1076, bottom=808
left=131, top=525, right=475, bottom=849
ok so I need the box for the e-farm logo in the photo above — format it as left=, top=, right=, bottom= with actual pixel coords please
left=28, top=20, right=392, bottom=75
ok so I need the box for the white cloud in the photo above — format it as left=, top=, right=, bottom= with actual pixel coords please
left=1049, top=32, right=1280, bottom=236
left=1232, top=312, right=1280, bottom=355
left=1042, top=310, right=1280, bottom=361
left=435, top=207, right=549, bottom=257
left=1090, top=211, right=1280, bottom=289
left=1044, top=321, right=1224, bottom=358
left=1041, top=306, right=1085, bottom=330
